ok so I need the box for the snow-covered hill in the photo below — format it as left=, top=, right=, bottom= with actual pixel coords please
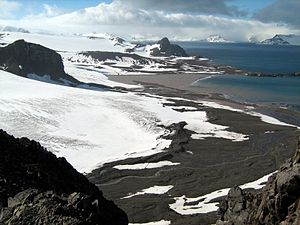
left=203, top=35, right=232, bottom=43
left=0, top=32, right=126, bottom=52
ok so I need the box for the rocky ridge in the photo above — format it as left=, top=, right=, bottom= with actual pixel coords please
left=217, top=135, right=300, bottom=225
left=0, top=129, right=128, bottom=225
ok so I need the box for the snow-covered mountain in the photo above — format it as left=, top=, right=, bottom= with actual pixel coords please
left=261, top=34, right=290, bottom=45
left=81, top=32, right=135, bottom=49
left=261, top=34, right=300, bottom=45
left=203, top=35, right=232, bottom=43
left=0, top=25, right=29, bottom=33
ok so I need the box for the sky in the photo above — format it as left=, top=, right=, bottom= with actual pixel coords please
left=0, top=0, right=299, bottom=41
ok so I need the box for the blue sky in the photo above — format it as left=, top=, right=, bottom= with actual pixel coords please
left=230, top=0, right=276, bottom=12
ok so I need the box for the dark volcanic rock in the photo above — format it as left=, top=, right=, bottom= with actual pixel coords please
left=150, top=37, right=188, bottom=57
left=217, top=136, right=300, bottom=225
left=0, top=129, right=128, bottom=225
left=0, top=39, right=77, bottom=82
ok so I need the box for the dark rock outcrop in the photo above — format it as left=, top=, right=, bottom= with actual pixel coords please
left=80, top=51, right=157, bottom=65
left=0, top=129, right=128, bottom=225
left=150, top=37, right=188, bottom=57
left=161, top=121, right=192, bottom=152
left=0, top=39, right=77, bottom=82
left=217, top=136, right=300, bottom=225
left=0, top=40, right=111, bottom=90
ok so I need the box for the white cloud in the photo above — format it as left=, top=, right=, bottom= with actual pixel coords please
left=43, top=4, right=62, bottom=17
left=0, top=0, right=21, bottom=19
left=0, top=1, right=299, bottom=42
left=114, top=0, right=246, bottom=16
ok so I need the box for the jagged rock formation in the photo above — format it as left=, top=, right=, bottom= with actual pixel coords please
left=217, top=136, right=300, bottom=225
left=150, top=37, right=188, bottom=57
left=0, top=129, right=128, bottom=225
left=0, top=39, right=78, bottom=83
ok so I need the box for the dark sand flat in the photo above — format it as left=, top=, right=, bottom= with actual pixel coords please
left=107, top=73, right=208, bottom=90
left=87, top=74, right=300, bottom=225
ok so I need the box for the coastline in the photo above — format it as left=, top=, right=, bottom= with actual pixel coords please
left=108, top=73, right=300, bottom=127
left=85, top=73, right=300, bottom=225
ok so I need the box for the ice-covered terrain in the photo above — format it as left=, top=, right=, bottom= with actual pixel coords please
left=0, top=71, right=170, bottom=173
left=0, top=32, right=221, bottom=78
left=0, top=70, right=253, bottom=173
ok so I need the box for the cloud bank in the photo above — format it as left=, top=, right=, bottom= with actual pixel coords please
left=255, top=0, right=300, bottom=29
left=0, top=0, right=299, bottom=42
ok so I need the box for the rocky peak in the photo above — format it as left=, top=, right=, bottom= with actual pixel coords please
left=158, top=37, right=171, bottom=48
left=150, top=37, right=188, bottom=57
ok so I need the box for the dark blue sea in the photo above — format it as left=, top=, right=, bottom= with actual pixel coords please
left=178, top=42, right=300, bottom=74
left=177, top=42, right=300, bottom=110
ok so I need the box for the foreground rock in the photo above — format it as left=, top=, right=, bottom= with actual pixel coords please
left=0, top=129, right=128, bottom=225
left=150, top=37, right=188, bottom=57
left=217, top=136, right=300, bottom=225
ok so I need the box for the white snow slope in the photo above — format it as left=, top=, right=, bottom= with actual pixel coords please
left=0, top=71, right=171, bottom=173
left=0, top=70, right=252, bottom=173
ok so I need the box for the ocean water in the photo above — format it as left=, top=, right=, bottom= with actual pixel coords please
left=178, top=42, right=300, bottom=74
left=176, top=42, right=300, bottom=109
left=191, top=74, right=300, bottom=110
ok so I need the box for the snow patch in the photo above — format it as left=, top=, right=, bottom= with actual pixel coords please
left=123, top=185, right=174, bottom=199
left=129, top=220, right=171, bottom=225
left=113, top=161, right=180, bottom=170
left=169, top=172, right=276, bottom=215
